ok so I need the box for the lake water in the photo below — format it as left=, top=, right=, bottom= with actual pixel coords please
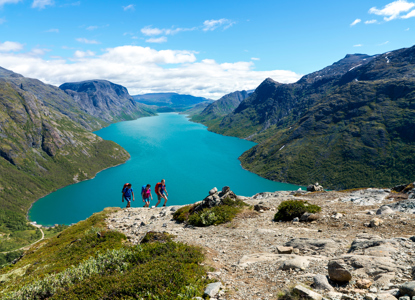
left=29, top=113, right=301, bottom=226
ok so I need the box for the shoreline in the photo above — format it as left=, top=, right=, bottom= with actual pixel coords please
left=26, top=159, right=130, bottom=223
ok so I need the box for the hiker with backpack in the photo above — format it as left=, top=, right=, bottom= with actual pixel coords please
left=122, top=183, right=134, bottom=208
left=142, top=184, right=153, bottom=208
left=155, top=179, right=168, bottom=207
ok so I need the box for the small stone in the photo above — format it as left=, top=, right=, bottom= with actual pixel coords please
left=293, top=217, right=299, bottom=222
left=357, top=279, right=373, bottom=289
left=281, top=257, right=309, bottom=271
left=162, top=223, right=167, bottom=227
left=294, top=285, right=323, bottom=300
left=370, top=218, right=383, bottom=228
left=328, top=260, right=352, bottom=282
left=364, top=294, right=377, bottom=300
left=376, top=206, right=395, bottom=215
left=399, top=296, right=410, bottom=300
left=313, top=274, right=334, bottom=291
left=277, top=246, right=294, bottom=254
left=370, top=287, right=378, bottom=293
left=204, top=282, right=222, bottom=298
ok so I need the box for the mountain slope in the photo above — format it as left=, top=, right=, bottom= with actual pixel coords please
left=238, top=46, right=415, bottom=189
left=213, top=54, right=375, bottom=142
left=0, top=69, right=131, bottom=250
left=60, top=80, right=154, bottom=123
left=133, top=92, right=211, bottom=112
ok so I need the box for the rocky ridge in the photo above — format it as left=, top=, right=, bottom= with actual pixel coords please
left=107, top=187, right=415, bottom=300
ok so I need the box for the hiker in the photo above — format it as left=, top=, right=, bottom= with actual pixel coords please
left=122, top=183, right=134, bottom=208
left=142, top=184, right=153, bottom=208
left=155, top=179, right=168, bottom=207
left=121, top=183, right=130, bottom=202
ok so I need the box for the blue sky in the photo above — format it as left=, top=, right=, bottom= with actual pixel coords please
left=0, top=0, right=414, bottom=98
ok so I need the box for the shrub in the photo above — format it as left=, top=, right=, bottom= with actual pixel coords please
left=173, top=204, right=196, bottom=223
left=188, top=205, right=240, bottom=227
left=274, top=200, right=321, bottom=222
left=141, top=231, right=174, bottom=244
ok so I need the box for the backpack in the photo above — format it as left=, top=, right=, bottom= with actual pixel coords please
left=122, top=183, right=130, bottom=193
left=155, top=182, right=161, bottom=194
left=141, top=185, right=147, bottom=195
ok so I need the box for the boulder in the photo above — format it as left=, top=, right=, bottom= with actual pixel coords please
left=209, top=187, right=218, bottom=195
left=348, top=235, right=398, bottom=257
left=204, top=282, right=222, bottom=298
left=313, top=274, right=334, bottom=291
left=254, top=204, right=270, bottom=212
left=374, top=273, right=396, bottom=287
left=307, top=183, right=324, bottom=192
left=280, top=257, right=310, bottom=271
left=370, top=218, right=383, bottom=228
left=293, top=285, right=323, bottom=300
left=386, top=200, right=415, bottom=214
left=328, top=260, right=352, bottom=282
left=338, top=255, right=400, bottom=277
left=399, top=281, right=415, bottom=297
left=376, top=293, right=398, bottom=300
left=377, top=206, right=395, bottom=215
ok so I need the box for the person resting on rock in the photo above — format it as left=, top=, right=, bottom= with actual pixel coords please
left=155, top=179, right=168, bottom=207
left=122, top=183, right=134, bottom=208
left=142, top=184, right=153, bottom=208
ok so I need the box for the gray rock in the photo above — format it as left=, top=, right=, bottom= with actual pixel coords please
left=370, top=218, right=383, bottom=228
left=328, top=292, right=344, bottom=300
left=221, top=186, right=230, bottom=193
left=293, top=217, right=300, bottom=222
left=377, top=206, right=395, bottom=215
left=399, top=296, right=410, bottom=300
left=374, top=273, right=396, bottom=287
left=209, top=187, right=218, bottom=195
left=285, top=238, right=338, bottom=254
left=386, top=200, right=415, bottom=214
left=313, top=274, right=334, bottom=291
left=340, top=255, right=400, bottom=277
left=365, top=294, right=377, bottom=300
left=399, top=281, right=415, bottom=297
left=293, top=285, right=323, bottom=300
left=412, top=266, right=415, bottom=279
left=280, top=257, right=310, bottom=271
left=348, top=235, right=399, bottom=257
left=328, top=260, right=352, bottom=282
left=204, top=282, right=222, bottom=298
left=307, top=183, right=324, bottom=192
left=376, top=293, right=397, bottom=300
left=301, top=212, right=320, bottom=222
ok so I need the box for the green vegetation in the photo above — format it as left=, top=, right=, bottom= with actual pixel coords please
left=0, top=208, right=210, bottom=300
left=0, top=250, right=24, bottom=267
left=43, top=224, right=70, bottom=239
left=274, top=200, right=321, bottom=222
left=174, top=197, right=248, bottom=227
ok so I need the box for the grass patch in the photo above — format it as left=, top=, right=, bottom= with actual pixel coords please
left=0, top=208, right=209, bottom=300
left=173, top=197, right=248, bottom=227
left=274, top=200, right=321, bottom=222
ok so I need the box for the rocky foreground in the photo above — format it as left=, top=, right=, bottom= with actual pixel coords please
left=106, top=187, right=415, bottom=300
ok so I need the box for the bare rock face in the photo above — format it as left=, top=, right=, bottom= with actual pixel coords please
left=285, top=238, right=338, bottom=254
left=328, top=260, right=352, bottom=282
left=307, top=183, right=324, bottom=192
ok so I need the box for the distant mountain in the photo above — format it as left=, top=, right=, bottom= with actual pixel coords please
left=181, top=101, right=213, bottom=117
left=133, top=92, right=211, bottom=112
left=191, top=90, right=251, bottom=128
left=60, top=80, right=154, bottom=123
left=202, top=47, right=415, bottom=189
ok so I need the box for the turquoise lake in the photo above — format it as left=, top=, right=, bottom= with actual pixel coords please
left=29, top=113, right=301, bottom=226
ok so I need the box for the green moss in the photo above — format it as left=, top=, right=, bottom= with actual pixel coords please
left=274, top=200, right=321, bottom=222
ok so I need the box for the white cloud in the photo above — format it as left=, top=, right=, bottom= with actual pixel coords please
left=0, top=45, right=301, bottom=99
left=203, top=18, right=235, bottom=31
left=76, top=38, right=100, bottom=44
left=32, top=0, right=54, bottom=9
left=378, top=41, right=390, bottom=46
left=350, top=19, right=361, bottom=26
left=406, top=27, right=410, bottom=30
left=369, top=0, right=415, bottom=21
left=123, top=4, right=134, bottom=11
left=353, top=44, right=363, bottom=47
left=46, top=28, right=59, bottom=33
left=145, top=36, right=167, bottom=43
left=365, top=19, right=377, bottom=24
left=402, top=9, right=415, bottom=18
left=86, top=26, right=98, bottom=31
left=74, top=50, right=95, bottom=58
left=251, top=57, right=260, bottom=61
left=0, top=0, right=21, bottom=6
left=141, top=26, right=196, bottom=36
left=0, top=41, right=24, bottom=52
left=0, top=18, right=6, bottom=24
